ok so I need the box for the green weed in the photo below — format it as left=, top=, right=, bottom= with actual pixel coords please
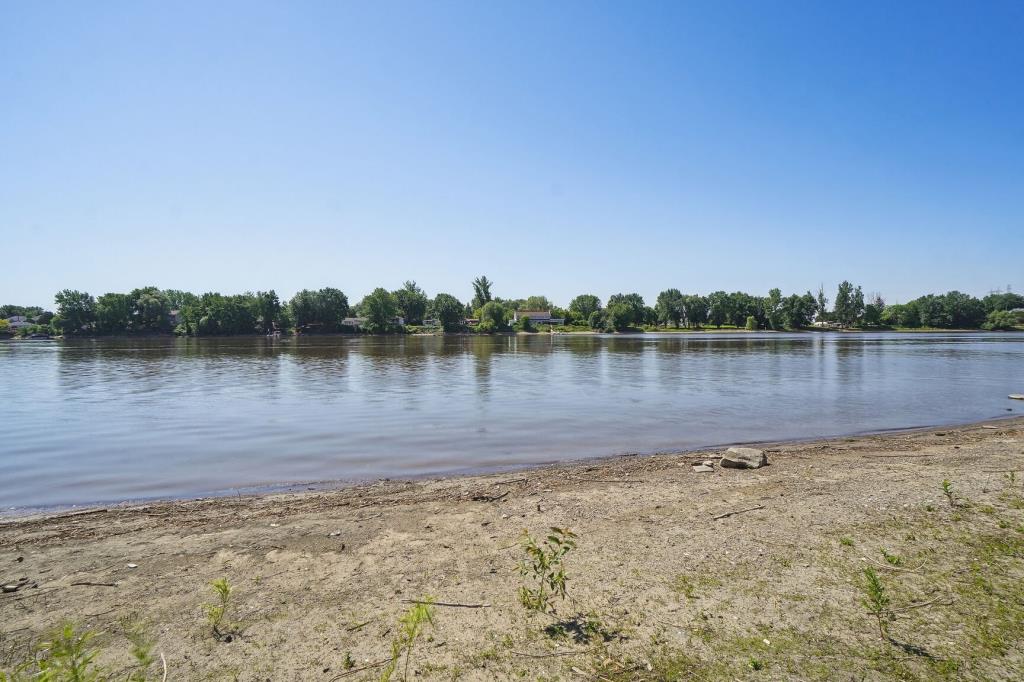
left=381, top=598, right=435, bottom=682
left=204, top=577, right=236, bottom=640
left=518, top=527, right=577, bottom=614
left=861, top=567, right=893, bottom=640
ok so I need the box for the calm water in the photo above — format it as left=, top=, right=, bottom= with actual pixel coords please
left=2, top=332, right=1022, bottom=510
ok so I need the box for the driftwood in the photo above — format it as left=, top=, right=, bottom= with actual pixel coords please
left=712, top=504, right=765, bottom=520
left=400, top=599, right=491, bottom=608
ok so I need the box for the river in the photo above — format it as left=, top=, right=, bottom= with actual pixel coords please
left=2, top=332, right=1021, bottom=510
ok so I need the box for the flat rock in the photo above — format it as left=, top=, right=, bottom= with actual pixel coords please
left=702, top=460, right=716, bottom=468
left=692, top=464, right=714, bottom=473
left=1009, top=394, right=1024, bottom=400
left=720, top=447, right=768, bottom=469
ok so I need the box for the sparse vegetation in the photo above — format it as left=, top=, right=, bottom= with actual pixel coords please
left=942, top=478, right=957, bottom=507
left=518, top=527, right=577, bottom=614
left=204, top=577, right=236, bottom=640
left=380, top=598, right=435, bottom=682
left=861, top=567, right=893, bottom=640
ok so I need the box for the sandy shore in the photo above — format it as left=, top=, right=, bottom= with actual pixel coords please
left=3, top=419, right=1024, bottom=680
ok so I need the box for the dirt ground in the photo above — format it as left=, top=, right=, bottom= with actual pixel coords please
left=3, top=418, right=1024, bottom=681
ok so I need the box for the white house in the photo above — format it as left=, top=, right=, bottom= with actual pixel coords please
left=6, top=315, right=31, bottom=329
left=511, top=310, right=565, bottom=325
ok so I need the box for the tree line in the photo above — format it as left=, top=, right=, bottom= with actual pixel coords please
left=2, top=281, right=1021, bottom=337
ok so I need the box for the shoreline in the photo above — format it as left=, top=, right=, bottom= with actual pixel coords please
left=2, top=418, right=1024, bottom=679
left=6, top=413, right=1021, bottom=521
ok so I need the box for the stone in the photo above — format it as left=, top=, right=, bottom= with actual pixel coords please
left=720, top=447, right=768, bottom=469
left=1009, top=394, right=1024, bottom=400
left=702, top=460, right=716, bottom=468
left=692, top=464, right=714, bottom=473
left=1, top=584, right=20, bottom=593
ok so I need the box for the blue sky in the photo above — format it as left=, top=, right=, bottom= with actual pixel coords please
left=2, top=0, right=1022, bottom=309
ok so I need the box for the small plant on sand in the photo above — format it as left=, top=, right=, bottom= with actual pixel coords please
left=204, top=577, right=236, bottom=640
left=861, top=567, right=893, bottom=640
left=6, top=622, right=105, bottom=681
left=518, top=527, right=577, bottom=614
left=839, top=536, right=854, bottom=547
left=880, top=548, right=903, bottom=566
left=942, top=479, right=958, bottom=507
left=380, top=597, right=435, bottom=682
left=121, top=613, right=158, bottom=681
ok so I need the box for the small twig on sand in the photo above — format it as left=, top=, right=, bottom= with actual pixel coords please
left=345, top=619, right=373, bottom=632
left=575, top=479, right=647, bottom=484
left=472, top=490, right=510, bottom=503
left=712, top=504, right=765, bottom=520
left=893, top=596, right=955, bottom=613
left=70, top=581, right=119, bottom=587
left=160, top=652, right=167, bottom=682
left=400, top=599, right=491, bottom=608
left=329, top=658, right=390, bottom=679
left=511, top=648, right=596, bottom=658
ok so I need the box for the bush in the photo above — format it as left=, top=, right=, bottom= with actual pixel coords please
left=983, top=310, right=1018, bottom=331
left=745, top=315, right=757, bottom=330
left=516, top=315, right=535, bottom=332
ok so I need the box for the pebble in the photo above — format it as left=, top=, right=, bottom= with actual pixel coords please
left=127, top=563, right=138, bottom=569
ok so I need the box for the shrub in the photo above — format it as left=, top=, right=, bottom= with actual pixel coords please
left=518, top=527, right=577, bottom=614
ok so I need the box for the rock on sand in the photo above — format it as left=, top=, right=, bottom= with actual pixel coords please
left=720, top=447, right=768, bottom=469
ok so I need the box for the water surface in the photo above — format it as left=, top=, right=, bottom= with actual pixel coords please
left=2, top=332, right=1022, bottom=510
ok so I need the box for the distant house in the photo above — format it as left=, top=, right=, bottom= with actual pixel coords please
left=168, top=310, right=182, bottom=326
left=421, top=318, right=439, bottom=327
left=812, top=320, right=843, bottom=329
left=463, top=318, right=480, bottom=325
left=6, top=315, right=31, bottom=329
left=511, top=310, right=565, bottom=325
left=342, top=317, right=367, bottom=329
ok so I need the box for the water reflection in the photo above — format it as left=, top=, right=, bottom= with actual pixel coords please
left=1, top=332, right=1022, bottom=509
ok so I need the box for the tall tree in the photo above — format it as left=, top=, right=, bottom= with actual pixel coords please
left=655, top=288, right=685, bottom=328
left=568, top=294, right=601, bottom=322
left=834, top=281, right=854, bottom=327
left=522, top=295, right=553, bottom=311
left=471, top=276, right=493, bottom=310
left=432, top=293, right=464, bottom=332
left=130, top=286, right=171, bottom=332
left=607, top=293, right=645, bottom=327
left=53, top=290, right=96, bottom=335
left=360, top=288, right=399, bottom=333
left=95, top=293, right=133, bottom=334
left=393, top=281, right=428, bottom=325
left=254, top=290, right=283, bottom=333
left=816, top=285, right=829, bottom=321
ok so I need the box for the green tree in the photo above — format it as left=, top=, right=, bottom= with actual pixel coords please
left=607, top=293, right=645, bottom=327
left=478, top=301, right=509, bottom=330
left=360, top=288, right=399, bottom=333
left=655, top=288, right=685, bottom=328
left=587, top=310, right=606, bottom=330
left=432, top=293, right=464, bottom=332
left=254, top=290, right=284, bottom=333
left=833, top=281, right=864, bottom=327
left=765, top=288, right=784, bottom=330
left=568, top=294, right=601, bottom=323
left=522, top=295, right=553, bottom=311
left=983, top=291, right=1024, bottom=313
left=471, top=276, right=494, bottom=310
left=745, top=315, right=758, bottom=330
left=815, top=284, right=829, bottom=322
left=53, top=290, right=96, bottom=335
left=95, top=293, right=134, bottom=334
left=393, top=281, right=428, bottom=325
left=289, top=288, right=349, bottom=332
left=984, top=310, right=1018, bottom=331
left=515, top=314, right=536, bottom=332
left=680, top=295, right=708, bottom=328
left=707, top=291, right=730, bottom=328
left=0, top=319, right=9, bottom=333
left=130, top=286, right=171, bottom=332
left=606, top=303, right=634, bottom=331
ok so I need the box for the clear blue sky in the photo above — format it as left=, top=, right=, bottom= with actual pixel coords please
left=2, top=0, right=1022, bottom=309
